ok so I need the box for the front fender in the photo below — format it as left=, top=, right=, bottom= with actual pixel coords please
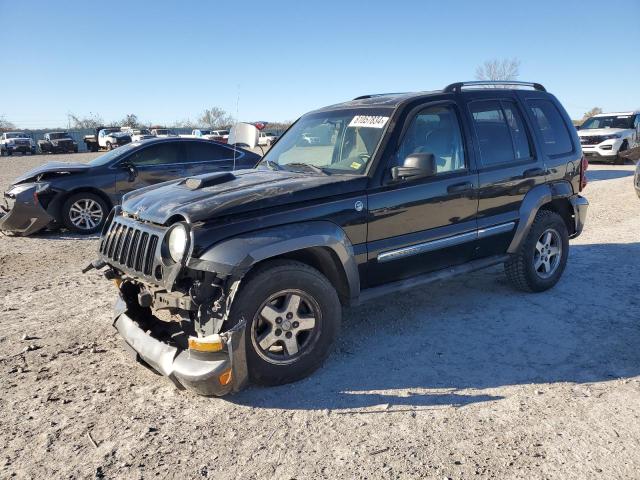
left=188, top=221, right=361, bottom=302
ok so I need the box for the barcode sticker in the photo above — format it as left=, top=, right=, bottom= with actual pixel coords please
left=348, top=116, right=389, bottom=129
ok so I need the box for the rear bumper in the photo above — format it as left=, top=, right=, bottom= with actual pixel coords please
left=0, top=186, right=54, bottom=236
left=112, top=296, right=248, bottom=396
left=569, top=194, right=589, bottom=238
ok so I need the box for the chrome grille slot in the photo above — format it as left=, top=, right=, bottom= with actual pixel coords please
left=99, top=216, right=165, bottom=280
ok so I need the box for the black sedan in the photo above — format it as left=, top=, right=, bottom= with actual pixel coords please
left=0, top=138, right=261, bottom=236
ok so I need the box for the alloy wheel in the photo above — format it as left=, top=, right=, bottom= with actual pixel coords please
left=68, top=199, right=104, bottom=231
left=251, top=289, right=321, bottom=365
left=533, top=228, right=562, bottom=278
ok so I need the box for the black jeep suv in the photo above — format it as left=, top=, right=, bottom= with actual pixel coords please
left=91, top=81, right=589, bottom=396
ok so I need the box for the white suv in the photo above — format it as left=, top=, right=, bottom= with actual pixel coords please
left=578, top=111, right=640, bottom=164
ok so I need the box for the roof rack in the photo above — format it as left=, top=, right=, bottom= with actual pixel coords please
left=443, top=81, right=546, bottom=93
left=352, top=93, right=406, bottom=100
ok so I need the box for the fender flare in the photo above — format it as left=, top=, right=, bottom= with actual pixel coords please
left=507, top=181, right=573, bottom=253
left=190, top=220, right=361, bottom=302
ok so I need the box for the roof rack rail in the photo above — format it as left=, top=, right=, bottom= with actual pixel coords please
left=352, top=93, right=406, bottom=100
left=443, top=81, right=546, bottom=93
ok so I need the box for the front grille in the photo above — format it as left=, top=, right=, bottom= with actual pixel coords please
left=100, top=217, right=164, bottom=278
left=580, top=136, right=606, bottom=145
left=15, top=140, right=29, bottom=146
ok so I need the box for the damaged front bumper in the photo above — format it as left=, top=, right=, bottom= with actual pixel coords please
left=0, top=184, right=54, bottom=236
left=112, top=295, right=248, bottom=396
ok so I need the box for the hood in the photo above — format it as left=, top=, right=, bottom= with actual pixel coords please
left=578, top=128, right=632, bottom=136
left=12, top=161, right=90, bottom=184
left=122, top=169, right=366, bottom=225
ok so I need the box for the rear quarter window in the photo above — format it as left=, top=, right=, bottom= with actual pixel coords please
left=527, top=99, right=573, bottom=156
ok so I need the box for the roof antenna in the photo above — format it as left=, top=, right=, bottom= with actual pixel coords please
left=232, top=83, right=240, bottom=171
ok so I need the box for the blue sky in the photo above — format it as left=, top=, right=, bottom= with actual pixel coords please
left=1, top=0, right=639, bottom=128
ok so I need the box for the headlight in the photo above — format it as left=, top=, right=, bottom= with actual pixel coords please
left=167, top=224, right=188, bottom=262
left=603, top=134, right=621, bottom=140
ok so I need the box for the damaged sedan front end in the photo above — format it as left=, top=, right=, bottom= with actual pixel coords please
left=0, top=182, right=57, bottom=236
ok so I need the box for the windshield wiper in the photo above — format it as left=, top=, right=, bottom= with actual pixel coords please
left=257, top=159, right=282, bottom=171
left=284, top=163, right=330, bottom=175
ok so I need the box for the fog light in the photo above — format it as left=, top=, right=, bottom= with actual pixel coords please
left=219, top=368, right=233, bottom=386
left=601, top=145, right=613, bottom=150
left=188, top=334, right=224, bottom=352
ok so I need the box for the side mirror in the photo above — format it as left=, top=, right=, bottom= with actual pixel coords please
left=391, top=153, right=437, bottom=181
left=575, top=125, right=581, bottom=130
left=120, top=160, right=138, bottom=181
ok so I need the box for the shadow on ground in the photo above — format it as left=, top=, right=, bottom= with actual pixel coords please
left=230, top=242, right=640, bottom=410
left=587, top=169, right=634, bottom=182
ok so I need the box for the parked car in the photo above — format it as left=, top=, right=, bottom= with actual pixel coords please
left=0, top=132, right=36, bottom=156
left=124, top=128, right=154, bottom=142
left=151, top=128, right=178, bottom=138
left=83, top=126, right=132, bottom=152
left=211, top=129, right=230, bottom=143
left=258, top=131, right=277, bottom=146
left=87, top=80, right=589, bottom=396
left=38, top=132, right=78, bottom=154
left=577, top=111, right=640, bottom=164
left=0, top=138, right=260, bottom=236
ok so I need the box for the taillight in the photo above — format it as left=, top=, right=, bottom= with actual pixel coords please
left=579, top=155, right=588, bottom=191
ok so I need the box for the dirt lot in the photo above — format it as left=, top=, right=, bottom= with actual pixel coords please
left=1, top=152, right=639, bottom=479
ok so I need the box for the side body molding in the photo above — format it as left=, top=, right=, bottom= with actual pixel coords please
left=190, top=221, right=361, bottom=302
left=507, top=181, right=574, bottom=253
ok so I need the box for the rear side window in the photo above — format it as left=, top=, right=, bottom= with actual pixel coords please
left=469, top=100, right=532, bottom=166
left=186, top=142, right=235, bottom=163
left=527, top=99, right=573, bottom=156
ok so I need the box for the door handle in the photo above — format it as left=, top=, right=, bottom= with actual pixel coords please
left=447, top=181, right=474, bottom=194
left=523, top=167, right=545, bottom=178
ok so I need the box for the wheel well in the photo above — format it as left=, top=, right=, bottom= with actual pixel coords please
left=540, top=198, right=575, bottom=235
left=249, top=247, right=351, bottom=305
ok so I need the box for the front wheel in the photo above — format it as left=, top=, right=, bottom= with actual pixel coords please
left=61, top=193, right=108, bottom=234
left=615, top=141, right=628, bottom=165
left=106, top=142, right=113, bottom=151
left=228, top=260, right=341, bottom=386
left=505, top=210, right=569, bottom=292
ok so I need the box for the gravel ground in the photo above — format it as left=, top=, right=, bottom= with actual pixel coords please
left=1, top=152, right=639, bottom=479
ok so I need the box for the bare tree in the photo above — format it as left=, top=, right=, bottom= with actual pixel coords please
left=118, top=114, right=141, bottom=128
left=475, top=58, right=521, bottom=81
left=68, top=112, right=105, bottom=129
left=582, top=107, right=603, bottom=120
left=199, top=107, right=234, bottom=129
left=0, top=116, right=16, bottom=131
left=171, top=118, right=197, bottom=129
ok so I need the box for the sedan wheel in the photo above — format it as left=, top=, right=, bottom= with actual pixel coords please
left=62, top=193, right=109, bottom=234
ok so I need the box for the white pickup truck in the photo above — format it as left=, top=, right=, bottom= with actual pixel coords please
left=0, top=132, right=37, bottom=156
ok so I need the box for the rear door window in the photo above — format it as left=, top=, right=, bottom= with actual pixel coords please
left=469, top=100, right=532, bottom=166
left=186, top=142, right=235, bottom=163
left=527, top=99, right=573, bottom=156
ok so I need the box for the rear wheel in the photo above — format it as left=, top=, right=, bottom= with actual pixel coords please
left=61, top=193, right=108, bottom=234
left=615, top=140, right=628, bottom=165
left=505, top=210, right=569, bottom=292
left=106, top=141, right=113, bottom=151
left=228, top=260, right=341, bottom=386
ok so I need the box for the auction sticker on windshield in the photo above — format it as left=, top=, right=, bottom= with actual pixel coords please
left=348, top=116, right=389, bottom=129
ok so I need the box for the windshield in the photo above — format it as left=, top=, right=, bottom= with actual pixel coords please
left=88, top=143, right=138, bottom=166
left=50, top=133, right=71, bottom=140
left=261, top=108, right=392, bottom=174
left=581, top=115, right=634, bottom=130
left=136, top=129, right=151, bottom=135
left=199, top=130, right=211, bottom=135
left=6, top=132, right=28, bottom=139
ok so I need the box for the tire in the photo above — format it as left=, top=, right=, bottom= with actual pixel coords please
left=505, top=209, right=569, bottom=292
left=228, top=259, right=341, bottom=386
left=615, top=141, right=628, bottom=165
left=61, top=192, right=109, bottom=234
left=7, top=151, right=12, bottom=156
left=106, top=142, right=113, bottom=151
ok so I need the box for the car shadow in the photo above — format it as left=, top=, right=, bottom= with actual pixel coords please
left=587, top=169, right=634, bottom=181
left=229, top=242, right=640, bottom=411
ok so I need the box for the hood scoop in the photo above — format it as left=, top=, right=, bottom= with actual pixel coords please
left=183, top=172, right=236, bottom=190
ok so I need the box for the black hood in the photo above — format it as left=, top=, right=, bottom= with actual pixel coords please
left=13, top=162, right=90, bottom=184
left=121, top=169, right=367, bottom=225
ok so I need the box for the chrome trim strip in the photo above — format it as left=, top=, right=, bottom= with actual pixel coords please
left=377, top=221, right=515, bottom=263
left=478, top=221, right=515, bottom=239
left=377, top=231, right=477, bottom=263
